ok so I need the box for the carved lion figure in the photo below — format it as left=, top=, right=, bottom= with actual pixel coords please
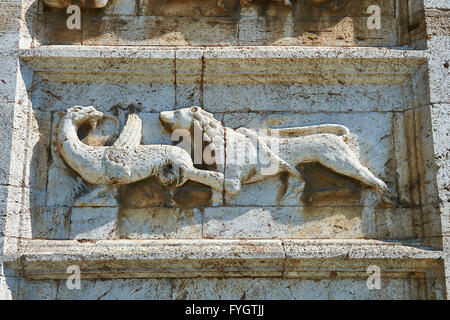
left=160, top=106, right=390, bottom=200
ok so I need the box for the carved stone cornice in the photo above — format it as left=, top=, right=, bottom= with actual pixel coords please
left=4, top=239, right=443, bottom=280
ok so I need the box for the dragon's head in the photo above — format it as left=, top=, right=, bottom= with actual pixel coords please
left=65, top=106, right=104, bottom=130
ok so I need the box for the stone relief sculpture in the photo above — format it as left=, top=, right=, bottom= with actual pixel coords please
left=43, top=0, right=110, bottom=8
left=56, top=105, right=389, bottom=207
left=160, top=107, right=390, bottom=201
left=56, top=106, right=240, bottom=207
left=42, top=0, right=349, bottom=11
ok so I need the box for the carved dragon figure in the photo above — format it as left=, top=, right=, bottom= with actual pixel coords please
left=57, top=106, right=240, bottom=206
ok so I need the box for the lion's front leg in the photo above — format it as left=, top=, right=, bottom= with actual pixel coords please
left=182, top=167, right=241, bottom=195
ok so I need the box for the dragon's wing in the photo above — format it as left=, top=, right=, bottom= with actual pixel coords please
left=112, top=112, right=142, bottom=148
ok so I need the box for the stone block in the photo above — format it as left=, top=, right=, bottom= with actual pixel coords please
left=119, top=207, right=203, bottom=239
left=204, top=83, right=407, bottom=113
left=32, top=80, right=176, bottom=113
left=203, top=206, right=365, bottom=239
left=70, top=207, right=119, bottom=240
left=31, top=207, right=70, bottom=240
left=19, top=277, right=423, bottom=300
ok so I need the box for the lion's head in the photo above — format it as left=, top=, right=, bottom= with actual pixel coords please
left=160, top=106, right=223, bottom=142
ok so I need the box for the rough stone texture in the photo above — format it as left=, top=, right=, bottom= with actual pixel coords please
left=0, top=0, right=24, bottom=300
left=1, top=239, right=444, bottom=299
left=119, top=207, right=203, bottom=239
left=30, top=0, right=426, bottom=48
left=0, top=0, right=448, bottom=300
left=15, top=277, right=431, bottom=300
left=424, top=0, right=450, bottom=298
left=70, top=207, right=118, bottom=240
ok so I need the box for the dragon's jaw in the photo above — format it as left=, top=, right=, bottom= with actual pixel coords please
left=89, top=118, right=99, bottom=130
left=77, top=112, right=104, bottom=130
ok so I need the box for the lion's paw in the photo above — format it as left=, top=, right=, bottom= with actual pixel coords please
left=282, top=181, right=306, bottom=202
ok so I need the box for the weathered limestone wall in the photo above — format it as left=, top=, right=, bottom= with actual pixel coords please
left=15, top=277, right=432, bottom=299
left=0, top=0, right=29, bottom=299
left=32, top=0, right=426, bottom=47
left=422, top=0, right=450, bottom=299
left=0, top=0, right=449, bottom=299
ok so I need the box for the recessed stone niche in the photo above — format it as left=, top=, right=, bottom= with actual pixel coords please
left=31, top=0, right=427, bottom=47
left=18, top=47, right=441, bottom=249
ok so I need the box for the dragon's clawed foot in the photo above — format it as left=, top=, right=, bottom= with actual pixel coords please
left=224, top=178, right=241, bottom=195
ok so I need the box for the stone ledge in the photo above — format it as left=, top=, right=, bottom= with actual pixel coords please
left=20, top=45, right=429, bottom=60
left=3, top=239, right=444, bottom=280
left=424, top=0, right=450, bottom=9
left=19, top=46, right=428, bottom=87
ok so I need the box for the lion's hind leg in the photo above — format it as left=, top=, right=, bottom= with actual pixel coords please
left=317, top=151, right=389, bottom=193
left=282, top=179, right=306, bottom=202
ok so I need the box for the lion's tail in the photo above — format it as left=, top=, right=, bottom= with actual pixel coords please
left=268, top=124, right=358, bottom=152
left=267, top=124, right=351, bottom=137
